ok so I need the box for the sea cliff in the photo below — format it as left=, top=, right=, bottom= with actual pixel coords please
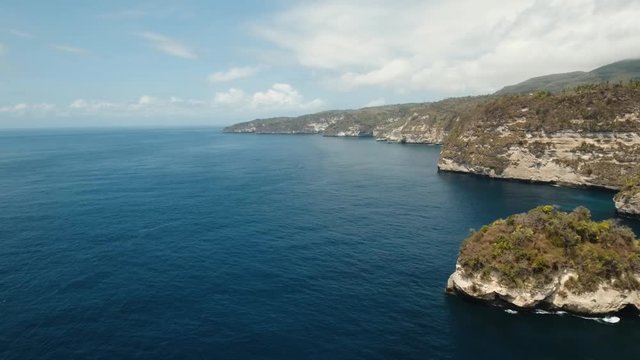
left=224, top=82, right=640, bottom=209
left=438, top=85, right=640, bottom=190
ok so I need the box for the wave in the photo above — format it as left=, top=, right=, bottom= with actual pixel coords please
left=528, top=309, right=618, bottom=323
left=534, top=309, right=567, bottom=316
left=534, top=309, right=552, bottom=315
left=576, top=315, right=621, bottom=324
left=600, top=316, right=621, bottom=324
left=504, top=309, right=518, bottom=314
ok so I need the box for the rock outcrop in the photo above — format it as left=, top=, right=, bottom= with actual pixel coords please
left=614, top=193, right=640, bottom=215
left=614, top=176, right=640, bottom=215
left=446, top=206, right=640, bottom=315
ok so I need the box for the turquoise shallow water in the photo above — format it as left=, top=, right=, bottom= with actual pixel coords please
left=0, top=128, right=639, bottom=359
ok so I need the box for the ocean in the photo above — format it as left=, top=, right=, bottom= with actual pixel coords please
left=1, top=128, right=639, bottom=359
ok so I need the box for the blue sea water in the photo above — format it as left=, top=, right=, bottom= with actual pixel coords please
left=1, top=127, right=639, bottom=359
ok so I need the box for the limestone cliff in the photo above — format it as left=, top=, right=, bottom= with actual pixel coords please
left=446, top=206, right=640, bottom=315
left=447, top=267, right=640, bottom=315
left=438, top=86, right=640, bottom=189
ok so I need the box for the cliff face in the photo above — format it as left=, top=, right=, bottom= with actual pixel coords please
left=446, top=206, right=640, bottom=315
left=439, top=86, right=640, bottom=189
left=447, top=267, right=640, bottom=314
left=372, top=97, right=482, bottom=143
left=373, top=112, right=452, bottom=144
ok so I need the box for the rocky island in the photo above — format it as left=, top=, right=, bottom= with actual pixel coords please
left=446, top=205, right=640, bottom=315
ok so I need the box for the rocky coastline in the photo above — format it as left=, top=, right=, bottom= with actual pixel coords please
left=225, top=84, right=640, bottom=215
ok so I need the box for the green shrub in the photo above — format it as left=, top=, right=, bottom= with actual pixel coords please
left=457, top=206, right=640, bottom=292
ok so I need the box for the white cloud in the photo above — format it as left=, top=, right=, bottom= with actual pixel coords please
left=365, top=98, right=386, bottom=107
left=50, top=44, right=90, bottom=55
left=214, top=88, right=247, bottom=105
left=254, top=0, right=640, bottom=95
left=251, top=83, right=304, bottom=108
left=339, top=59, right=413, bottom=89
left=99, top=9, right=147, bottom=20
left=69, top=99, right=116, bottom=111
left=66, top=96, right=208, bottom=117
left=0, top=84, right=322, bottom=120
left=137, top=32, right=197, bottom=59
left=137, top=95, right=156, bottom=105
left=9, top=29, right=33, bottom=38
left=0, top=102, right=55, bottom=115
left=214, top=83, right=323, bottom=110
left=208, top=66, right=261, bottom=83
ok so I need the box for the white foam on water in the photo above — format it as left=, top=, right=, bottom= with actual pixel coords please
left=600, top=316, right=620, bottom=324
left=504, top=309, right=518, bottom=314
left=534, top=309, right=552, bottom=315
left=534, top=309, right=567, bottom=316
left=575, top=315, right=620, bottom=324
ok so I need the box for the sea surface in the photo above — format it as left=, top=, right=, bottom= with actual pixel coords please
left=1, top=128, right=639, bottom=359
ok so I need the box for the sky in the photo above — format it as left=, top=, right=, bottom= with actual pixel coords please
left=1, top=0, right=640, bottom=128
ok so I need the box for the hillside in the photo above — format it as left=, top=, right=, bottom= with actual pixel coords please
left=496, top=59, right=640, bottom=95
left=223, top=104, right=416, bottom=136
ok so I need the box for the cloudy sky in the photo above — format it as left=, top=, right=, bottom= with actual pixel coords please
left=1, top=0, right=640, bottom=128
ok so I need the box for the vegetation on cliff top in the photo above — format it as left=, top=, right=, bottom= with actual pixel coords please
left=616, top=174, right=640, bottom=196
left=613, top=174, right=640, bottom=210
left=458, top=206, right=640, bottom=293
